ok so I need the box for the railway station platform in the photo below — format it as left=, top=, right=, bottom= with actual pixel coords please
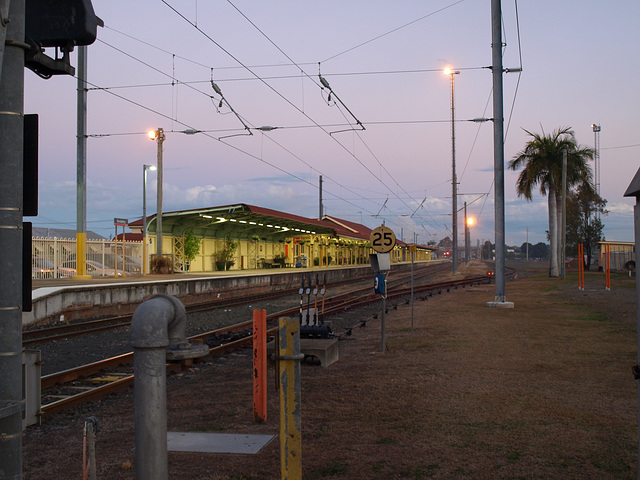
left=25, top=262, right=427, bottom=327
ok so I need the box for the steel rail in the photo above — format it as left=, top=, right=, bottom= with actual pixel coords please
left=26, top=264, right=441, bottom=345
left=38, top=265, right=485, bottom=418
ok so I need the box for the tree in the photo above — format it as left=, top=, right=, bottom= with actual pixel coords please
left=183, top=231, right=201, bottom=265
left=437, top=236, right=452, bottom=252
left=566, top=183, right=607, bottom=270
left=508, top=127, right=593, bottom=277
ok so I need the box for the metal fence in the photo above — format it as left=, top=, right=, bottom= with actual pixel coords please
left=31, top=237, right=144, bottom=279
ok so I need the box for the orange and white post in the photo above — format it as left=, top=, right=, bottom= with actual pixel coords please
left=253, top=309, right=267, bottom=423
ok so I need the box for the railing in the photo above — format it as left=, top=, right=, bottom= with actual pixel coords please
left=31, top=237, right=144, bottom=279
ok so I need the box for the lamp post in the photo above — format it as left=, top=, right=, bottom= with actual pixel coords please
left=444, top=68, right=460, bottom=274
left=142, top=164, right=157, bottom=275
left=148, top=128, right=165, bottom=259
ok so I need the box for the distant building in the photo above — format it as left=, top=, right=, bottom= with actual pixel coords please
left=32, top=227, right=105, bottom=240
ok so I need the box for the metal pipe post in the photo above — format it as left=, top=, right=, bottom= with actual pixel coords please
left=491, top=0, right=507, bottom=304
left=278, top=317, right=302, bottom=480
left=130, top=294, right=206, bottom=480
left=449, top=71, right=458, bottom=275
left=0, top=0, right=25, bottom=477
left=634, top=200, right=640, bottom=480
left=155, top=128, right=165, bottom=257
left=143, top=165, right=148, bottom=274
left=75, top=45, right=89, bottom=278
left=561, top=149, right=567, bottom=279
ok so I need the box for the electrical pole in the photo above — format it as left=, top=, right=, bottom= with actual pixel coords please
left=0, top=0, right=25, bottom=476
left=75, top=45, right=90, bottom=278
left=154, top=128, right=165, bottom=257
left=445, top=68, right=460, bottom=275
left=488, top=0, right=513, bottom=307
left=318, top=175, right=323, bottom=220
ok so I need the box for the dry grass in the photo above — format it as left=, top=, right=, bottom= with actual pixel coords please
left=23, top=264, right=638, bottom=479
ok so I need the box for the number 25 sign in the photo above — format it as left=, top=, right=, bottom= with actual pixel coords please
left=370, top=226, right=396, bottom=253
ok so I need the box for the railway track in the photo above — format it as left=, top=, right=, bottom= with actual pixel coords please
left=24, top=263, right=447, bottom=345
left=36, top=267, right=497, bottom=420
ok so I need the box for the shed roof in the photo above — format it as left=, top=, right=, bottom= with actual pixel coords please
left=134, top=203, right=336, bottom=241
left=624, top=166, right=640, bottom=198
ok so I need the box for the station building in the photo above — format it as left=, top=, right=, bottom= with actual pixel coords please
left=597, top=240, right=635, bottom=271
left=128, top=203, right=434, bottom=273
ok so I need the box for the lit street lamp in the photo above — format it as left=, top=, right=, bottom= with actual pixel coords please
left=148, top=128, right=165, bottom=260
left=444, top=67, right=460, bottom=274
left=142, top=164, right=156, bottom=275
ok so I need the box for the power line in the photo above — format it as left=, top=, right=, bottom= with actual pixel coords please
left=321, top=0, right=466, bottom=63
left=161, top=0, right=440, bottom=230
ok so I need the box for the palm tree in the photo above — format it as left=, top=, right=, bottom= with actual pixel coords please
left=508, top=127, right=593, bottom=277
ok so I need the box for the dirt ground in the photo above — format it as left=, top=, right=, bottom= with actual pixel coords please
left=23, top=261, right=639, bottom=479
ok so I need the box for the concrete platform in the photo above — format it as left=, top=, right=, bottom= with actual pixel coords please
left=24, top=265, right=386, bottom=326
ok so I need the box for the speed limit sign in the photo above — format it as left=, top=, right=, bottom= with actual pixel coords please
left=370, top=225, right=396, bottom=253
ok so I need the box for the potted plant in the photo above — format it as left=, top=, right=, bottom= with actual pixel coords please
left=214, top=235, right=238, bottom=271
left=273, top=253, right=286, bottom=267
left=182, top=230, right=201, bottom=271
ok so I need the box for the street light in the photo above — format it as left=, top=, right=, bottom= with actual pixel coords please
left=148, top=128, right=165, bottom=261
left=142, top=164, right=156, bottom=275
left=444, top=67, right=460, bottom=274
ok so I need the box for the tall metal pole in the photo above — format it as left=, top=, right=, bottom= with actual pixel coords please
left=143, top=165, right=155, bottom=275
left=464, top=201, right=470, bottom=263
left=318, top=175, right=323, bottom=220
left=447, top=69, right=460, bottom=275
left=561, top=149, right=567, bottom=279
left=75, top=45, right=90, bottom=278
left=490, top=0, right=510, bottom=306
left=592, top=124, right=601, bottom=216
left=155, top=128, right=165, bottom=257
left=0, top=0, right=25, bottom=476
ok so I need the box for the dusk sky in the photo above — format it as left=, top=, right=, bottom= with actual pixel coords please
left=24, top=1, right=640, bottom=247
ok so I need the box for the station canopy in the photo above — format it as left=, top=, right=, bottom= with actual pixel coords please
left=144, top=203, right=336, bottom=241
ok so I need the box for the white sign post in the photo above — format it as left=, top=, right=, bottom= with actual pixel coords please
left=370, top=226, right=396, bottom=352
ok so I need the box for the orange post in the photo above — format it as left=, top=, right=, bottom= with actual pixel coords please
left=253, top=309, right=267, bottom=422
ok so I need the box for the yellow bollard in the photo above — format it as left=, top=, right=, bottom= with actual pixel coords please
left=278, top=317, right=302, bottom=480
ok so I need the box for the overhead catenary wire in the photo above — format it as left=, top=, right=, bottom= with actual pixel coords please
left=161, top=0, right=447, bottom=235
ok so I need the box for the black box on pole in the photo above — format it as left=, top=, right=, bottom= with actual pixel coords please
left=23, top=114, right=38, bottom=217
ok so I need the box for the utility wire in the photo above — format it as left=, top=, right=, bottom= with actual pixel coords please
left=321, top=0, right=465, bottom=63
left=224, top=0, right=444, bottom=231
left=162, top=0, right=434, bottom=229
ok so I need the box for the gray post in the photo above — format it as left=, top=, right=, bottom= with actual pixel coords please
left=410, top=247, right=414, bottom=333
left=155, top=128, right=165, bottom=257
left=561, top=149, right=567, bottom=279
left=318, top=175, right=323, bottom=220
left=0, top=0, right=25, bottom=477
left=75, top=45, right=89, bottom=278
left=449, top=71, right=458, bottom=275
left=130, top=294, right=207, bottom=480
left=488, top=0, right=512, bottom=307
left=635, top=199, right=640, bottom=480
left=464, top=201, right=470, bottom=263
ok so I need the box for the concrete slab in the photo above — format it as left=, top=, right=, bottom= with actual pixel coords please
left=167, top=432, right=275, bottom=454
left=486, top=301, right=515, bottom=309
left=300, top=338, right=339, bottom=367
